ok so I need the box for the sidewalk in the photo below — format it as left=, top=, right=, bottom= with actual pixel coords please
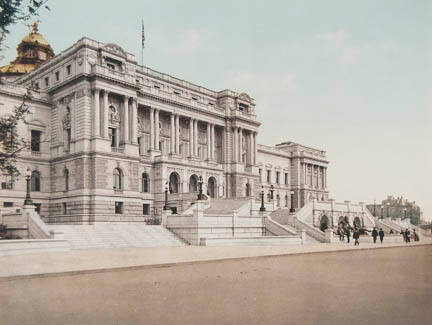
left=1, top=239, right=431, bottom=281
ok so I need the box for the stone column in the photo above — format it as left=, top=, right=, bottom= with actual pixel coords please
left=189, top=118, right=193, bottom=156
left=211, top=124, right=215, bottom=160
left=238, top=128, right=243, bottom=163
left=170, top=113, right=175, bottom=154
left=103, top=90, right=109, bottom=139
left=194, top=120, right=198, bottom=156
left=131, top=98, right=137, bottom=144
left=232, top=127, right=238, bottom=163
left=123, top=96, right=129, bottom=143
left=175, top=114, right=180, bottom=154
left=93, top=89, right=100, bottom=137
left=149, top=107, right=154, bottom=150
left=252, top=132, right=256, bottom=165
left=154, top=109, right=160, bottom=150
left=206, top=123, right=211, bottom=159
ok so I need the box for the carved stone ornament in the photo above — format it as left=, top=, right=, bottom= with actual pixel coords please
left=77, top=54, right=84, bottom=66
left=104, top=43, right=127, bottom=58
left=109, top=105, right=121, bottom=126
left=62, top=112, right=71, bottom=129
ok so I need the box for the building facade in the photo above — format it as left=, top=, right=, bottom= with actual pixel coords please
left=0, top=27, right=329, bottom=222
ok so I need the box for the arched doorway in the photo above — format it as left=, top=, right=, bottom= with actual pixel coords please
left=245, top=183, right=251, bottom=197
left=169, top=172, right=180, bottom=193
left=189, top=174, right=198, bottom=192
left=353, top=217, right=361, bottom=229
left=207, top=177, right=217, bottom=198
left=320, top=215, right=329, bottom=232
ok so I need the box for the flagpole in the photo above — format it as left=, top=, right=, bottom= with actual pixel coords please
left=141, top=19, right=145, bottom=68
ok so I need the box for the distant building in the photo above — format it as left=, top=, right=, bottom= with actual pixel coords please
left=366, top=196, right=422, bottom=225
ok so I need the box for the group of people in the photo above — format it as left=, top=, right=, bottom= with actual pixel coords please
left=337, top=225, right=420, bottom=245
left=371, top=227, right=385, bottom=243
left=400, top=228, right=420, bottom=243
left=336, top=225, right=362, bottom=246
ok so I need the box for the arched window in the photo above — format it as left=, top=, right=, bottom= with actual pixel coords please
left=169, top=172, right=180, bottom=193
left=113, top=168, right=123, bottom=190
left=64, top=168, right=69, bottom=191
left=207, top=177, right=217, bottom=198
left=189, top=174, right=198, bottom=192
left=142, top=173, right=149, bottom=193
left=31, top=170, right=40, bottom=192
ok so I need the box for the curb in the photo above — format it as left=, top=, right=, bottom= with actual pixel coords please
left=0, top=242, right=430, bottom=283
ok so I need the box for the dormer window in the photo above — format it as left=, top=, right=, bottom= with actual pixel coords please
left=105, top=57, right=122, bottom=71
left=239, top=103, right=249, bottom=112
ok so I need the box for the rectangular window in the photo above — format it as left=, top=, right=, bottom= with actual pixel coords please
left=44, top=77, right=49, bottom=87
left=191, top=96, right=198, bottom=101
left=143, top=204, right=150, bottom=215
left=67, top=129, right=71, bottom=151
left=3, top=202, right=13, bottom=208
left=115, top=201, right=123, bottom=214
left=31, top=130, right=41, bottom=152
left=259, top=168, right=262, bottom=176
left=154, top=85, right=160, bottom=89
left=34, top=82, right=39, bottom=90
left=267, top=170, right=271, bottom=183
left=66, top=65, right=71, bottom=75
left=173, top=90, right=181, bottom=95
left=109, top=128, right=116, bottom=147
left=285, top=173, right=289, bottom=185
left=107, top=63, right=115, bottom=70
left=62, top=202, right=67, bottom=215
left=55, top=71, right=60, bottom=81
left=276, top=172, right=280, bottom=184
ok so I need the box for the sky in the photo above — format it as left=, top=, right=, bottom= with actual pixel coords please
left=3, top=0, right=431, bottom=220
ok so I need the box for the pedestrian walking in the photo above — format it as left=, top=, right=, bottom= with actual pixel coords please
left=405, top=228, right=410, bottom=243
left=378, top=228, right=384, bottom=243
left=413, top=229, right=419, bottom=241
left=372, top=227, right=378, bottom=244
left=345, top=228, right=351, bottom=244
left=353, top=228, right=360, bottom=246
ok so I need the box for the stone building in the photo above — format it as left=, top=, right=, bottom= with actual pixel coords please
left=366, top=196, right=422, bottom=225
left=0, top=26, right=329, bottom=223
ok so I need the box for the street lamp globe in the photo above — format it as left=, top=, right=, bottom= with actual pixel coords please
left=25, top=168, right=31, bottom=178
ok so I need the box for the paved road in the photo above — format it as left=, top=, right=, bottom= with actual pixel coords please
left=0, top=245, right=430, bottom=325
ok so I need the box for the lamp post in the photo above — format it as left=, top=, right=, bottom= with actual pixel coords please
left=269, top=185, right=274, bottom=200
left=373, top=199, right=376, bottom=217
left=198, top=175, right=203, bottom=200
left=289, top=190, right=295, bottom=213
left=24, top=168, right=33, bottom=206
left=386, top=202, right=390, bottom=219
left=259, top=186, right=266, bottom=212
left=404, top=208, right=407, bottom=219
left=163, top=182, right=170, bottom=210
left=380, top=206, right=384, bottom=219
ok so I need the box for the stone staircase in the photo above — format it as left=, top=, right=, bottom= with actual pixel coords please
left=50, top=223, right=187, bottom=250
left=204, top=199, right=249, bottom=215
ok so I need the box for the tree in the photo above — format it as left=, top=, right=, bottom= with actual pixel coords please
left=0, top=0, right=50, bottom=50
left=0, top=87, right=32, bottom=177
left=0, top=1, right=50, bottom=177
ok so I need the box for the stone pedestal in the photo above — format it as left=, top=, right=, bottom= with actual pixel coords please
left=301, top=229, right=306, bottom=244
left=161, top=209, right=171, bottom=227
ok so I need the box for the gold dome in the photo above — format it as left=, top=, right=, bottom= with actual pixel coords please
left=0, top=22, right=54, bottom=78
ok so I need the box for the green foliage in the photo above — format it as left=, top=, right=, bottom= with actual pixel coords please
left=0, top=87, right=32, bottom=177
left=0, top=0, right=50, bottom=49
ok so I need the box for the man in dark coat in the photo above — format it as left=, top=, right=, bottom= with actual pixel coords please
left=353, top=228, right=360, bottom=246
left=372, top=227, right=378, bottom=244
left=378, top=228, right=385, bottom=243
left=345, top=228, right=351, bottom=243
left=405, top=229, right=410, bottom=243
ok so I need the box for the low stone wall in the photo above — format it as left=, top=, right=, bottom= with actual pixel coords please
left=358, top=235, right=405, bottom=244
left=0, top=239, right=71, bottom=256
left=200, top=236, right=302, bottom=246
